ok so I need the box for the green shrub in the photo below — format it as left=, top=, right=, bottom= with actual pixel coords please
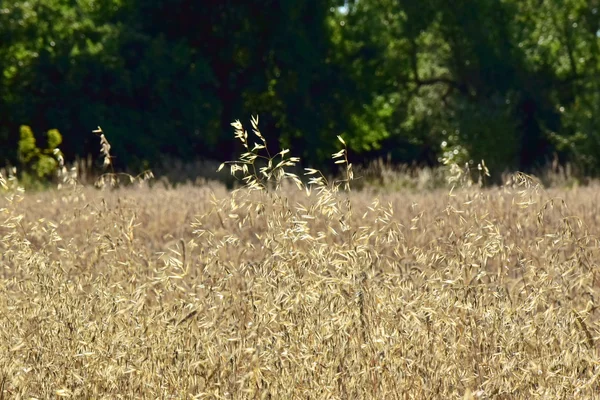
left=17, top=125, right=63, bottom=185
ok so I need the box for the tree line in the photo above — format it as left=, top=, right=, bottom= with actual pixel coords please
left=2, top=0, right=600, bottom=180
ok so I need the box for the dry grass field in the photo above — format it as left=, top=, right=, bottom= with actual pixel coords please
left=2, top=121, right=600, bottom=399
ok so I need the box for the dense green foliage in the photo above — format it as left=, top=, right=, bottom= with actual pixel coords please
left=2, top=0, right=600, bottom=178
left=14, top=125, right=63, bottom=189
left=17, top=125, right=63, bottom=183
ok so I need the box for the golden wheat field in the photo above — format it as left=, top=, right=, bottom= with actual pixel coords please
left=2, top=123, right=600, bottom=399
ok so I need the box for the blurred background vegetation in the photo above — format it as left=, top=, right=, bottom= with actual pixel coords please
left=2, top=0, right=600, bottom=183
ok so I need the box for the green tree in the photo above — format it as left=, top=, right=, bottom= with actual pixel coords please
left=4, top=0, right=600, bottom=179
left=512, top=0, right=600, bottom=175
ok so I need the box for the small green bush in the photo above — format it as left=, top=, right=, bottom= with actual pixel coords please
left=17, top=125, right=63, bottom=186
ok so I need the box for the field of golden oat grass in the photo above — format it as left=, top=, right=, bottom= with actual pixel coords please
left=1, top=121, right=600, bottom=398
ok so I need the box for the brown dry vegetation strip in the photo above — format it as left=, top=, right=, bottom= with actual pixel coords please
left=1, top=175, right=600, bottom=399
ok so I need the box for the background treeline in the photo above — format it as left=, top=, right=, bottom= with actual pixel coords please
left=2, top=0, right=600, bottom=180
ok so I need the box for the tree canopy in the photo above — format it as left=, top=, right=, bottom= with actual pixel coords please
left=2, top=0, right=600, bottom=179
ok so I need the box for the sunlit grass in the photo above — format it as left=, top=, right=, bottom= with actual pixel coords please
left=0, top=119, right=599, bottom=398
